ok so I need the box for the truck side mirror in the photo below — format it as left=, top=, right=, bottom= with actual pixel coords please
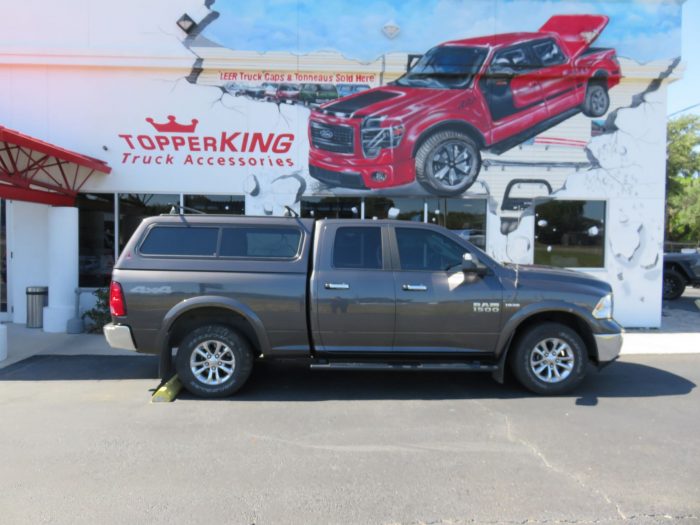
left=462, top=253, right=488, bottom=276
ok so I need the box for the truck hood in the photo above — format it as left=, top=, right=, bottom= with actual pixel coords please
left=510, top=264, right=612, bottom=296
left=539, top=14, right=609, bottom=57
left=319, top=86, right=470, bottom=120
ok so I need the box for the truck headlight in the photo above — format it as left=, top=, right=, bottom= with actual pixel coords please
left=592, top=293, right=613, bottom=320
left=361, top=115, right=404, bottom=158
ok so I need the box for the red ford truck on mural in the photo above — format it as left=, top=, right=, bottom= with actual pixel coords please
left=308, top=15, right=621, bottom=196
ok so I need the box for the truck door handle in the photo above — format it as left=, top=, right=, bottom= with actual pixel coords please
left=402, top=284, right=427, bottom=291
left=325, top=283, right=350, bottom=290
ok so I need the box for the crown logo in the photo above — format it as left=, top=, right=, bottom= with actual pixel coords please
left=146, top=115, right=199, bottom=133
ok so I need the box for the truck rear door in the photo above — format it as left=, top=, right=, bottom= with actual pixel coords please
left=529, top=37, right=578, bottom=115
left=310, top=222, right=395, bottom=354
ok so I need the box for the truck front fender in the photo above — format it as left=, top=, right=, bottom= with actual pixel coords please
left=410, top=117, right=488, bottom=157
left=492, top=301, right=599, bottom=382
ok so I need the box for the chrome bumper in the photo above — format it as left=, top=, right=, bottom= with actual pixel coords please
left=594, top=332, right=623, bottom=362
left=103, top=323, right=137, bottom=352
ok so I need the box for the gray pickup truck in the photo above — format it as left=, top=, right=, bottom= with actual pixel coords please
left=104, top=215, right=622, bottom=397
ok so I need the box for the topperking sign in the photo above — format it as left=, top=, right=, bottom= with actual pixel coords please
left=117, top=115, right=297, bottom=168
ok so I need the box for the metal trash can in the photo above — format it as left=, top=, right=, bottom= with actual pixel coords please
left=26, top=287, right=49, bottom=329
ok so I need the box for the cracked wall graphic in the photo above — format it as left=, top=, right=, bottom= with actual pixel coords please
left=0, top=0, right=682, bottom=327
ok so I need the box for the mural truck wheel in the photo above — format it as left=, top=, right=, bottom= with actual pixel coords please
left=662, top=269, right=686, bottom=300
left=509, top=323, right=587, bottom=395
left=582, top=82, right=609, bottom=117
left=415, top=131, right=481, bottom=196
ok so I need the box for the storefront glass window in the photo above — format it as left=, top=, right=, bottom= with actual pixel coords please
left=363, top=197, right=425, bottom=221
left=443, top=199, right=487, bottom=248
left=534, top=200, right=605, bottom=268
left=184, top=194, right=245, bottom=214
left=78, top=193, right=115, bottom=287
left=426, top=198, right=443, bottom=226
left=300, top=197, right=361, bottom=219
left=119, top=194, right=178, bottom=252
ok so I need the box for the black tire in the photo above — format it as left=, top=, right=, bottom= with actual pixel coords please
left=582, top=82, right=609, bottom=117
left=415, top=130, right=481, bottom=196
left=509, top=323, right=588, bottom=395
left=663, top=269, right=686, bottom=300
left=175, top=325, right=254, bottom=398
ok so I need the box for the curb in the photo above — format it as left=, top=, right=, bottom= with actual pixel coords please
left=620, top=332, right=700, bottom=355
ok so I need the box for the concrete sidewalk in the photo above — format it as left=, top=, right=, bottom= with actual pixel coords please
left=0, top=289, right=698, bottom=369
left=0, top=323, right=137, bottom=370
left=623, top=288, right=700, bottom=355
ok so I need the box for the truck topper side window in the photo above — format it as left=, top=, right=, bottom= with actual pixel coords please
left=220, top=227, right=302, bottom=259
left=333, top=227, right=382, bottom=270
left=139, top=226, right=219, bottom=257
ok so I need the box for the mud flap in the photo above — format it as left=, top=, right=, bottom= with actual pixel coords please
left=159, top=345, right=175, bottom=381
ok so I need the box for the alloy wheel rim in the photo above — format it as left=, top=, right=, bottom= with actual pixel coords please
left=430, top=141, right=475, bottom=189
left=190, top=340, right=236, bottom=385
left=591, top=89, right=606, bottom=114
left=529, top=337, right=574, bottom=383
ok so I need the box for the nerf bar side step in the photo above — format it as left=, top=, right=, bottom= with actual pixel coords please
left=310, top=361, right=498, bottom=372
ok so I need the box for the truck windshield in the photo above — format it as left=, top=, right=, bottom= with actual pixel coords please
left=395, top=46, right=487, bottom=89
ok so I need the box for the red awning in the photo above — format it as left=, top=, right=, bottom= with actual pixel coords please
left=0, top=126, right=111, bottom=206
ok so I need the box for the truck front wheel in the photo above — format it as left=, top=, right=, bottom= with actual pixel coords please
left=175, top=325, right=254, bottom=398
left=415, top=131, right=481, bottom=196
left=509, top=323, right=588, bottom=395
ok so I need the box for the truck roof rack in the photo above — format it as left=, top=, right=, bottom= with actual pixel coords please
left=164, top=203, right=206, bottom=215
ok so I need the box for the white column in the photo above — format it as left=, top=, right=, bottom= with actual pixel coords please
left=43, top=206, right=78, bottom=333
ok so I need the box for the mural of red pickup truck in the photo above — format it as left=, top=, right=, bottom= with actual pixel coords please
left=308, top=14, right=621, bottom=196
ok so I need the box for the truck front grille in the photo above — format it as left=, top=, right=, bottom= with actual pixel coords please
left=310, top=121, right=354, bottom=154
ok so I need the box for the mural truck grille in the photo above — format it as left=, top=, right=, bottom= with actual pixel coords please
left=310, top=122, right=354, bottom=154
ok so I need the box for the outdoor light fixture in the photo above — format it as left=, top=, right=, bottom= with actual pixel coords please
left=176, top=13, right=196, bottom=34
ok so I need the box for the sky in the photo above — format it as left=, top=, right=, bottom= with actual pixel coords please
left=668, top=0, right=700, bottom=117
left=201, top=0, right=696, bottom=117
left=203, top=0, right=681, bottom=63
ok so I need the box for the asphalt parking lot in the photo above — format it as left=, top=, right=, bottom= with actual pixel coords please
left=0, top=353, right=698, bottom=525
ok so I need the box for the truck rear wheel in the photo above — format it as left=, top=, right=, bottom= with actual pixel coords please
left=175, top=325, right=254, bottom=398
left=509, top=323, right=587, bottom=395
left=662, top=269, right=686, bottom=300
left=415, top=130, right=481, bottom=196
left=582, top=82, right=609, bottom=117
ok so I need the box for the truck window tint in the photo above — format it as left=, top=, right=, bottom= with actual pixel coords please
left=220, top=227, right=301, bottom=258
left=333, top=227, right=382, bottom=269
left=396, top=228, right=464, bottom=271
left=490, top=45, right=537, bottom=73
left=140, top=227, right=218, bottom=256
left=532, top=40, right=566, bottom=66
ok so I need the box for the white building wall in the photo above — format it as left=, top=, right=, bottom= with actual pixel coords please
left=7, top=201, right=49, bottom=324
left=0, top=0, right=682, bottom=329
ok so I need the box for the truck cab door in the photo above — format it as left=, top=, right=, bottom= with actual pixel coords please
left=311, top=223, right=396, bottom=355
left=481, top=44, right=548, bottom=144
left=390, top=226, right=503, bottom=357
